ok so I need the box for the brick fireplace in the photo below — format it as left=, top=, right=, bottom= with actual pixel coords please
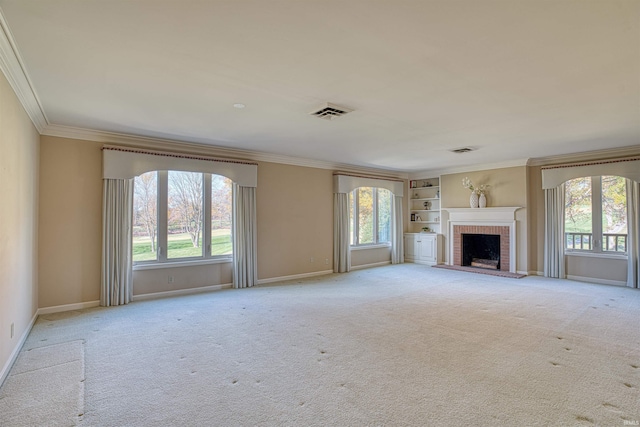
left=444, top=207, right=520, bottom=274
left=453, top=225, right=510, bottom=272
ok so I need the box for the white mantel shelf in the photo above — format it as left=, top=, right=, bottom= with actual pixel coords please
left=444, top=207, right=521, bottom=221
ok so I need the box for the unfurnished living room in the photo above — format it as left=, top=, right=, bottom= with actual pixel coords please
left=0, top=1, right=639, bottom=426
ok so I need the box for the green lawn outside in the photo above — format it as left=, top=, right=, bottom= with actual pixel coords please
left=133, top=232, right=232, bottom=262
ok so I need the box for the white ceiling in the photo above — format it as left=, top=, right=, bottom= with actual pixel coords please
left=0, top=0, right=638, bottom=174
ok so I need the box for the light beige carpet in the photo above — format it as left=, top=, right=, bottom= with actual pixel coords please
left=0, top=339, right=85, bottom=426
left=1, top=264, right=639, bottom=426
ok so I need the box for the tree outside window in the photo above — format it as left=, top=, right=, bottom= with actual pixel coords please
left=132, top=171, right=233, bottom=264
left=350, top=187, right=392, bottom=246
left=565, top=176, right=627, bottom=253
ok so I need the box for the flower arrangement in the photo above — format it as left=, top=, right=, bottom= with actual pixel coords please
left=462, top=177, right=489, bottom=194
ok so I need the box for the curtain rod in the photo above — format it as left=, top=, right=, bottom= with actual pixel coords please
left=333, top=172, right=405, bottom=183
left=102, top=146, right=258, bottom=166
left=540, top=157, right=640, bottom=170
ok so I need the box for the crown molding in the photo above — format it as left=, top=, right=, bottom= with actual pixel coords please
left=0, top=7, right=48, bottom=132
left=409, top=158, right=529, bottom=179
left=527, top=145, right=640, bottom=167
left=41, top=123, right=409, bottom=179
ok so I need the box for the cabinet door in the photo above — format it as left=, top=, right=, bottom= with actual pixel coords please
left=419, top=235, right=436, bottom=262
left=404, top=235, right=416, bottom=260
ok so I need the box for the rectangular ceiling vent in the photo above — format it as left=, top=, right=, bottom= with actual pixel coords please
left=450, top=147, right=474, bottom=154
left=310, top=102, right=354, bottom=120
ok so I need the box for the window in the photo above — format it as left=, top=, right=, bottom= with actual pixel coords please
left=350, top=187, right=392, bottom=246
left=133, top=171, right=233, bottom=264
left=565, top=176, right=627, bottom=253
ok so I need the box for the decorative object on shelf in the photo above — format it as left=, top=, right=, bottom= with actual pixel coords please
left=422, top=227, right=431, bottom=232
left=469, top=191, right=479, bottom=208
left=436, top=190, right=440, bottom=198
left=424, top=180, right=432, bottom=187
left=462, top=177, right=489, bottom=209
left=410, top=180, right=417, bottom=188
left=411, top=213, right=416, bottom=221
left=415, top=215, right=421, bottom=221
left=414, top=192, right=419, bottom=199
left=479, top=192, right=487, bottom=208
left=423, top=201, right=431, bottom=210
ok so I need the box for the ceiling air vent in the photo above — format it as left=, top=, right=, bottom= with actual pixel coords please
left=310, top=102, right=354, bottom=120
left=450, top=147, right=474, bottom=154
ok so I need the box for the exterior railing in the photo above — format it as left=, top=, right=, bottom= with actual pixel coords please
left=565, top=233, right=627, bottom=253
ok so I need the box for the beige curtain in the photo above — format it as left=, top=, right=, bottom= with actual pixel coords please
left=544, top=183, right=566, bottom=278
left=101, top=178, right=134, bottom=306
left=391, top=195, right=404, bottom=264
left=626, top=179, right=639, bottom=288
left=333, top=193, right=350, bottom=273
left=233, top=185, right=257, bottom=288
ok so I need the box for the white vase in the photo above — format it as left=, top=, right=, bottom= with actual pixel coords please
left=469, top=191, right=479, bottom=208
left=479, top=193, right=486, bottom=208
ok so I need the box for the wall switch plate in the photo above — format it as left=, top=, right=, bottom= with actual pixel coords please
left=11, top=322, right=14, bottom=338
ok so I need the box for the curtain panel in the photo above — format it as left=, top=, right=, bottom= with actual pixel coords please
left=627, top=179, right=640, bottom=288
left=101, top=179, right=134, bottom=306
left=391, top=195, right=404, bottom=264
left=544, top=184, right=565, bottom=278
left=233, top=185, right=257, bottom=288
left=333, top=193, right=351, bottom=273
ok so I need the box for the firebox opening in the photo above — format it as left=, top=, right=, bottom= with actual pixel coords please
left=462, top=233, right=500, bottom=270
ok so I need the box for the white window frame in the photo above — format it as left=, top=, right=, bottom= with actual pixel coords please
left=133, top=170, right=233, bottom=266
left=350, top=187, right=392, bottom=247
left=565, top=175, right=627, bottom=256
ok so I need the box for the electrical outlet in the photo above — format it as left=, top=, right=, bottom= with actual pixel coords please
left=310, top=257, right=314, bottom=263
left=11, top=322, right=14, bottom=339
left=168, top=276, right=175, bottom=284
left=325, top=258, right=329, bottom=265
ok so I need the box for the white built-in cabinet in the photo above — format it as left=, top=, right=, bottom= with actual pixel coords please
left=405, top=176, right=443, bottom=265
left=404, top=233, right=443, bottom=265
left=408, top=177, right=441, bottom=234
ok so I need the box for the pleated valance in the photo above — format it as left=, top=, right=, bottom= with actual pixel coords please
left=542, top=157, right=640, bottom=189
left=333, top=173, right=404, bottom=196
left=102, top=146, right=258, bottom=187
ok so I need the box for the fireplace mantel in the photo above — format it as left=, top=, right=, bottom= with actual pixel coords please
left=443, top=207, right=522, bottom=273
left=444, top=207, right=521, bottom=222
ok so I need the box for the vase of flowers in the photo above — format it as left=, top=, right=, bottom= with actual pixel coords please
left=462, top=177, right=489, bottom=209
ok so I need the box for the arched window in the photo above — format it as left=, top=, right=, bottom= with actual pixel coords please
left=133, top=171, right=233, bottom=263
left=564, top=176, right=627, bottom=253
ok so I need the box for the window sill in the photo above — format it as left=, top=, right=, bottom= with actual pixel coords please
left=350, top=243, right=391, bottom=251
left=565, top=251, right=627, bottom=261
left=133, top=257, right=232, bottom=271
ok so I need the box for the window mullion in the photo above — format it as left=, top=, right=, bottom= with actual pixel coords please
left=157, top=171, right=168, bottom=262
left=592, top=176, right=603, bottom=253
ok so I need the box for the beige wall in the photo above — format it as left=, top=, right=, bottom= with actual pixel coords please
left=351, top=247, right=391, bottom=268
left=256, top=162, right=334, bottom=279
left=0, top=72, right=40, bottom=380
left=38, top=136, right=103, bottom=307
left=37, top=142, right=338, bottom=304
left=440, top=166, right=529, bottom=273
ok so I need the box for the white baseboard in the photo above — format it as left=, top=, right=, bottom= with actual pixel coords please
left=0, top=310, right=38, bottom=388
left=132, top=283, right=233, bottom=301
left=350, top=261, right=391, bottom=271
left=516, top=270, right=529, bottom=276
left=37, top=300, right=101, bottom=315
left=567, top=275, right=627, bottom=287
left=528, top=270, right=544, bottom=276
left=257, top=270, right=333, bottom=285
